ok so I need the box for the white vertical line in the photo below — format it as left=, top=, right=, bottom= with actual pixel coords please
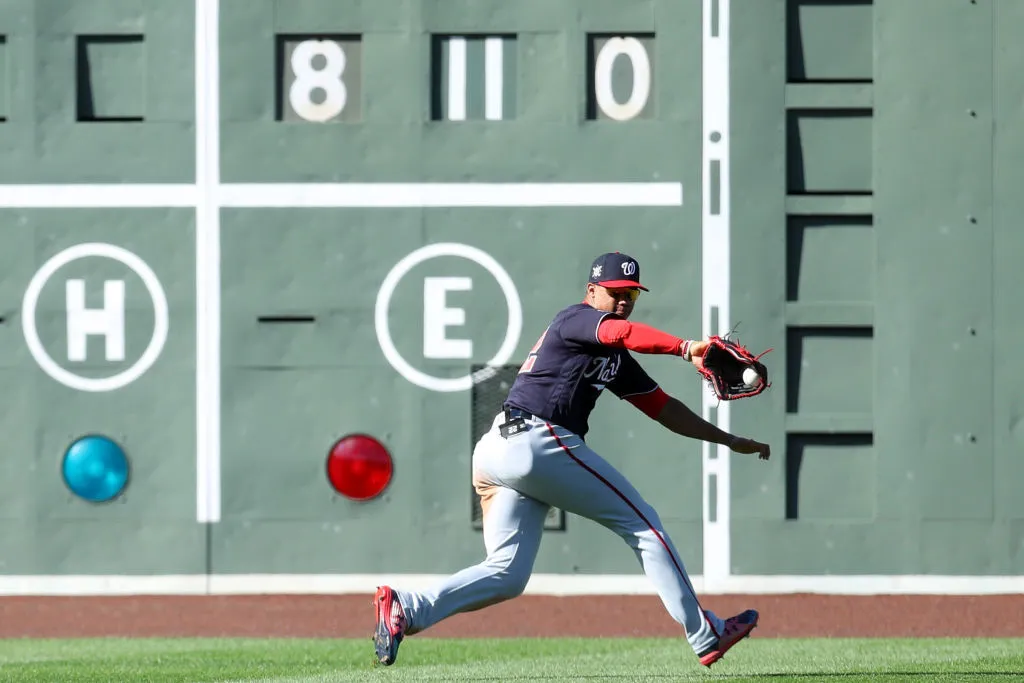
left=195, top=0, right=221, bottom=523
left=447, top=37, right=467, bottom=121
left=701, top=0, right=731, bottom=590
left=484, top=37, right=504, bottom=121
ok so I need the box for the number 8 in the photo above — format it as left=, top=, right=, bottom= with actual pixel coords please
left=289, top=40, right=347, bottom=122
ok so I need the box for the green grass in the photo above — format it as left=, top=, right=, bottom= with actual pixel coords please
left=0, top=637, right=1021, bottom=682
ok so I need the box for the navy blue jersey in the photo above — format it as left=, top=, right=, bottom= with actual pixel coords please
left=503, top=303, right=659, bottom=437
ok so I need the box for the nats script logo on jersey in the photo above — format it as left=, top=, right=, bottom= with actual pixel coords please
left=583, top=354, right=621, bottom=390
left=504, top=303, right=659, bottom=438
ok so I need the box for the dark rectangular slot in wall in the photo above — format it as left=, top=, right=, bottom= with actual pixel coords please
left=584, top=33, right=656, bottom=121
left=786, top=215, right=874, bottom=302
left=786, top=432, right=873, bottom=520
left=786, top=0, right=873, bottom=83
left=257, top=315, right=317, bottom=324
left=786, top=326, right=872, bottom=414
left=428, top=33, right=517, bottom=122
left=0, top=35, right=7, bottom=121
left=470, top=364, right=518, bottom=527
left=76, top=35, right=145, bottom=122
left=786, top=108, right=873, bottom=195
left=274, top=34, right=363, bottom=122
left=428, top=34, right=445, bottom=121
left=469, top=364, right=566, bottom=531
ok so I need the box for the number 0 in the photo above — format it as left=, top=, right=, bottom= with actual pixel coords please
left=289, top=40, right=348, bottom=122
left=594, top=37, right=651, bottom=122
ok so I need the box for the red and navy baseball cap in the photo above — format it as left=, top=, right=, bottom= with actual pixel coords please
left=588, top=252, right=649, bottom=291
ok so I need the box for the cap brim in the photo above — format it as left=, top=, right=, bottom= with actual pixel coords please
left=597, top=279, right=649, bottom=292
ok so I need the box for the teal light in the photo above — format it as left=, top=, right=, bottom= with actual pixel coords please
left=62, top=435, right=130, bottom=503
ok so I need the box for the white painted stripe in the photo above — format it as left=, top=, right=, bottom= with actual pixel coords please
left=701, top=0, right=732, bottom=591
left=0, top=185, right=196, bottom=208
left=219, top=183, right=683, bottom=208
left=0, top=574, right=1020, bottom=596
left=207, top=574, right=666, bottom=596
left=711, top=575, right=1024, bottom=596
left=0, top=576, right=209, bottom=596
left=0, top=183, right=684, bottom=209
left=484, top=37, right=504, bottom=121
left=447, top=37, right=467, bottom=121
left=195, top=0, right=222, bottom=523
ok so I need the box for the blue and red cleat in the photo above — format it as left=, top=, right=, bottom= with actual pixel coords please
left=698, top=609, right=759, bottom=667
left=373, top=585, right=408, bottom=666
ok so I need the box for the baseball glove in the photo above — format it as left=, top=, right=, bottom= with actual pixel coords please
left=694, top=335, right=772, bottom=401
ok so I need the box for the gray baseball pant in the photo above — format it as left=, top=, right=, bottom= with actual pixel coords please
left=393, top=413, right=724, bottom=654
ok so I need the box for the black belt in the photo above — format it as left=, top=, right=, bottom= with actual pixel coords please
left=504, top=407, right=536, bottom=421
left=499, top=407, right=536, bottom=438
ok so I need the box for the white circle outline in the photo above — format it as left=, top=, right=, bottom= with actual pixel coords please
left=374, top=243, right=522, bottom=393
left=21, top=243, right=170, bottom=393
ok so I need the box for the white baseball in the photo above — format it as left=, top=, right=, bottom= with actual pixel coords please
left=742, top=367, right=761, bottom=387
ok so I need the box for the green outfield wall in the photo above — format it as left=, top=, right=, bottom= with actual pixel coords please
left=0, top=0, right=1020, bottom=593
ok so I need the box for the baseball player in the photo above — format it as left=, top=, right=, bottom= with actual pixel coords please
left=374, top=252, right=771, bottom=668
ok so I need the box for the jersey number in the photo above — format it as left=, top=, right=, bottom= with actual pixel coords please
left=518, top=327, right=549, bottom=374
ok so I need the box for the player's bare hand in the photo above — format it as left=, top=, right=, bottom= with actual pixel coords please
left=728, top=436, right=771, bottom=461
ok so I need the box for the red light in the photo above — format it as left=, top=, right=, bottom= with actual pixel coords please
left=326, top=434, right=394, bottom=500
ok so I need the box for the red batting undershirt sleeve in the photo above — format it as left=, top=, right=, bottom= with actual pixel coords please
left=625, top=386, right=670, bottom=418
left=597, top=318, right=691, bottom=357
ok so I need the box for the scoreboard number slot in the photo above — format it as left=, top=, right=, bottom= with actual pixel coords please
left=272, top=32, right=657, bottom=125
left=277, top=35, right=362, bottom=123
left=588, top=34, right=656, bottom=122
left=290, top=40, right=347, bottom=122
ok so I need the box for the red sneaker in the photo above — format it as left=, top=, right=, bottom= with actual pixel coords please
left=373, top=586, right=408, bottom=666
left=698, top=609, right=759, bottom=667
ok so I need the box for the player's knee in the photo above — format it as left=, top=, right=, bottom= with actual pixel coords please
left=632, top=500, right=666, bottom=532
left=485, top=555, right=531, bottom=599
left=612, top=502, right=665, bottom=538
left=494, top=567, right=530, bottom=599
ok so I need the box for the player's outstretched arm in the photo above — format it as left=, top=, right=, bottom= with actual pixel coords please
left=654, top=395, right=771, bottom=460
left=597, top=319, right=696, bottom=357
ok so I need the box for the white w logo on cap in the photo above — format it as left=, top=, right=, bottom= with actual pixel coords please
left=620, top=261, right=637, bottom=276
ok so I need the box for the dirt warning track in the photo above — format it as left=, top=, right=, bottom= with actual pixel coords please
left=0, top=594, right=1020, bottom=639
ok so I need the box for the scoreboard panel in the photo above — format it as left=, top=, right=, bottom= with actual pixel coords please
left=208, top=0, right=707, bottom=574
left=214, top=204, right=704, bottom=574
left=0, top=208, right=202, bottom=574
left=218, top=0, right=699, bottom=183
left=1, top=0, right=1021, bottom=591
left=2, top=0, right=716, bottom=583
left=0, top=0, right=195, bottom=183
